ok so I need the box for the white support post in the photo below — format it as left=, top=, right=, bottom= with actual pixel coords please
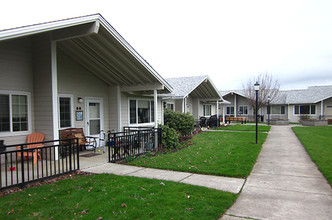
left=51, top=42, right=59, bottom=160
left=234, top=95, right=237, bottom=117
left=182, top=98, right=185, bottom=113
left=117, top=86, right=122, bottom=132
left=216, top=101, right=219, bottom=125
left=154, top=90, right=158, bottom=149
left=222, top=104, right=225, bottom=122
left=321, top=100, right=324, bottom=119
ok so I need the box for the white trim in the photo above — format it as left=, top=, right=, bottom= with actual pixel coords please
left=293, top=104, right=317, bottom=115
left=0, top=91, right=32, bottom=137
left=154, top=90, right=158, bottom=128
left=58, top=94, right=74, bottom=129
left=117, top=86, right=122, bottom=132
left=238, top=105, right=249, bottom=115
left=128, top=97, right=155, bottom=125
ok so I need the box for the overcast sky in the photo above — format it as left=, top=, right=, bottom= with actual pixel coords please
left=1, top=0, right=332, bottom=90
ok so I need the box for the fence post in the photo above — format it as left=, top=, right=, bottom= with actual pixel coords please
left=20, top=145, right=25, bottom=185
left=76, top=138, right=80, bottom=170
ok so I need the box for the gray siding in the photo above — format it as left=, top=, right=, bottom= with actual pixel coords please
left=0, top=37, right=35, bottom=145
left=57, top=50, right=110, bottom=133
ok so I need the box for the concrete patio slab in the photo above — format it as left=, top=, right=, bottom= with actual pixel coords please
left=181, top=174, right=245, bottom=194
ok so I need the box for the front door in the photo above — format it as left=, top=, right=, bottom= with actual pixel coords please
left=85, top=98, right=103, bottom=137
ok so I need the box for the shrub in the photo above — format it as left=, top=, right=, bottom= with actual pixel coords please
left=160, top=124, right=179, bottom=149
left=164, top=109, right=195, bottom=136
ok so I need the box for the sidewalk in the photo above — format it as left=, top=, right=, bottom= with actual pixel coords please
left=82, top=162, right=245, bottom=194
left=222, top=125, right=332, bottom=220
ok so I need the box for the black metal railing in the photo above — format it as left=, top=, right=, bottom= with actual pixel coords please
left=107, top=127, right=161, bottom=162
left=0, top=138, right=79, bottom=190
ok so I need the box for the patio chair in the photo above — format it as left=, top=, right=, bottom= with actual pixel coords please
left=16, top=132, right=45, bottom=164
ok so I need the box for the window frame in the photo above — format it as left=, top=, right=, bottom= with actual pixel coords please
left=165, top=102, right=174, bottom=111
left=238, top=105, right=248, bottom=115
left=129, top=98, right=155, bottom=125
left=294, top=104, right=316, bottom=115
left=203, top=104, right=212, bottom=117
left=0, top=91, right=31, bottom=137
left=226, top=106, right=234, bottom=115
left=58, top=94, right=74, bottom=129
left=270, top=105, right=286, bottom=115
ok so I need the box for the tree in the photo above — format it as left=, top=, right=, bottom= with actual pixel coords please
left=242, top=73, right=281, bottom=113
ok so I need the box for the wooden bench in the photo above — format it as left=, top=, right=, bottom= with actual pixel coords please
left=59, top=128, right=97, bottom=152
left=225, top=116, right=247, bottom=124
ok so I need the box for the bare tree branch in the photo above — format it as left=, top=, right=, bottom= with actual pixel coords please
left=242, top=73, right=280, bottom=112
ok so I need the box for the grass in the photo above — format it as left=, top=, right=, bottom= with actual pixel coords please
left=0, top=174, right=237, bottom=220
left=214, top=124, right=271, bottom=132
left=128, top=131, right=267, bottom=178
left=292, top=126, right=332, bottom=186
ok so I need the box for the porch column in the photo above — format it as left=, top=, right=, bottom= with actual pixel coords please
left=117, top=86, right=122, bottom=132
left=182, top=98, right=185, bottom=113
left=234, top=95, right=237, bottom=117
left=154, top=90, right=158, bottom=149
left=222, top=104, right=225, bottom=122
left=51, top=42, right=59, bottom=160
left=321, top=100, right=324, bottom=119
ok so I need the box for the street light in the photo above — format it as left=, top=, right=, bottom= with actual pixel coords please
left=254, top=82, right=260, bottom=144
left=267, top=96, right=271, bottom=126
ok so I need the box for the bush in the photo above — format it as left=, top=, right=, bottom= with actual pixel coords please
left=164, top=109, right=195, bottom=136
left=160, top=124, right=179, bottom=149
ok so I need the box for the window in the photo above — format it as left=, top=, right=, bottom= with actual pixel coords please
left=226, top=106, right=234, bottom=115
left=294, top=105, right=316, bottom=115
left=239, top=106, right=248, bottom=115
left=0, top=92, right=30, bottom=134
left=166, top=103, right=174, bottom=110
left=271, top=105, right=286, bottom=114
left=129, top=99, right=155, bottom=124
left=203, top=105, right=211, bottom=116
left=59, top=96, right=72, bottom=128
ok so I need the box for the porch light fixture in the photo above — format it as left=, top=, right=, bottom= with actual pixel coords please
left=78, top=97, right=83, bottom=103
left=254, top=82, right=260, bottom=144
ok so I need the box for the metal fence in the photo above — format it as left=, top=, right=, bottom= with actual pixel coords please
left=107, top=127, right=161, bottom=162
left=0, top=139, right=80, bottom=190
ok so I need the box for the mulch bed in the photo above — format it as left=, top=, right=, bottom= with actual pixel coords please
left=0, top=170, right=94, bottom=197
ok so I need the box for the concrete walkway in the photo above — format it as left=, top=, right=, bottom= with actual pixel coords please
left=222, top=125, right=332, bottom=220
left=82, top=162, right=245, bottom=194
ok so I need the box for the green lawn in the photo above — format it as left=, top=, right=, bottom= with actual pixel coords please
left=0, top=174, right=237, bottom=220
left=292, top=126, right=332, bottom=186
left=214, top=124, right=270, bottom=132
left=129, top=131, right=267, bottom=178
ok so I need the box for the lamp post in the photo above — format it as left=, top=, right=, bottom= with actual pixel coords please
left=254, top=82, right=260, bottom=144
left=267, top=96, right=271, bottom=126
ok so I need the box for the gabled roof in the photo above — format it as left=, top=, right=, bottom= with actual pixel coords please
left=166, top=75, right=222, bottom=100
left=220, top=85, right=332, bottom=105
left=0, top=14, right=172, bottom=93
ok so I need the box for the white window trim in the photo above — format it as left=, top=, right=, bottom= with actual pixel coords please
left=58, top=94, right=74, bottom=129
left=165, top=101, right=175, bottom=111
left=293, top=104, right=317, bottom=115
left=270, top=105, right=286, bottom=115
left=0, top=90, right=32, bottom=137
left=128, top=98, right=155, bottom=126
left=203, top=104, right=212, bottom=117
left=226, top=106, right=235, bottom=115
left=238, top=105, right=249, bottom=115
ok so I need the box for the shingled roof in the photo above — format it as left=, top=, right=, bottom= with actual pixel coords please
left=220, top=85, right=332, bottom=105
left=166, top=75, right=222, bottom=100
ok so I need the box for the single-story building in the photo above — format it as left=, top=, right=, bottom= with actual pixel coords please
left=220, top=85, right=332, bottom=123
left=0, top=14, right=173, bottom=146
left=164, top=75, right=225, bottom=121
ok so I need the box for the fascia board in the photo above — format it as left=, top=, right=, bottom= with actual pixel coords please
left=0, top=14, right=100, bottom=41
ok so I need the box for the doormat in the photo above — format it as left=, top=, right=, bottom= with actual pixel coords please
left=80, top=153, right=102, bottom=158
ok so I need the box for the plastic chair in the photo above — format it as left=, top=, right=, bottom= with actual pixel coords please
left=16, top=133, right=45, bottom=164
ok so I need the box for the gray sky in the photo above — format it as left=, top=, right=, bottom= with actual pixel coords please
left=1, top=0, right=332, bottom=90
